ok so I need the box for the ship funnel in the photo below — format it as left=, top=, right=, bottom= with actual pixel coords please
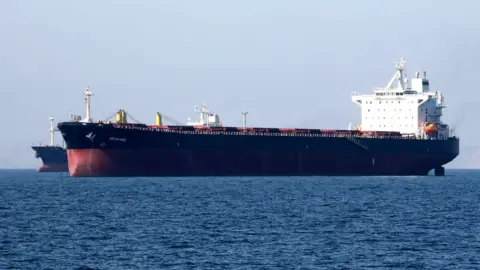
left=156, top=112, right=163, bottom=126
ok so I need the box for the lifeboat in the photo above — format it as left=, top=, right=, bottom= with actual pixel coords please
left=424, top=123, right=438, bottom=133
left=354, top=125, right=362, bottom=131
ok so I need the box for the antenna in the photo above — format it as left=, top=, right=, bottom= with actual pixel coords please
left=84, top=86, right=93, bottom=122
left=396, top=57, right=407, bottom=71
left=49, top=116, right=55, bottom=146
left=241, top=111, right=248, bottom=128
left=397, top=57, right=407, bottom=90
left=385, top=57, right=408, bottom=91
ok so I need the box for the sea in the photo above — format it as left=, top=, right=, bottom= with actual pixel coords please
left=0, top=169, right=479, bottom=270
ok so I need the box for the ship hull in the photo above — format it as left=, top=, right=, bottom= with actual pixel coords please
left=36, top=162, right=69, bottom=173
left=58, top=122, right=460, bottom=177
left=31, top=146, right=68, bottom=172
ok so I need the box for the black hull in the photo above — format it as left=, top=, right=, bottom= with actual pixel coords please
left=58, top=122, right=460, bottom=177
left=31, top=145, right=68, bottom=172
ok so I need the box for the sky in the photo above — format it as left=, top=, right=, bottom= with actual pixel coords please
left=0, top=0, right=479, bottom=168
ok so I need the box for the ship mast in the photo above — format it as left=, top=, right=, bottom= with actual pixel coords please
left=241, top=111, right=248, bottom=128
left=202, top=104, right=209, bottom=126
left=194, top=104, right=210, bottom=126
left=84, top=87, right=93, bottom=122
left=384, top=57, right=407, bottom=91
left=49, top=116, right=55, bottom=146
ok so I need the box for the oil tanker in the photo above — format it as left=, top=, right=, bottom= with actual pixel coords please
left=32, top=117, right=68, bottom=172
left=58, top=58, right=459, bottom=177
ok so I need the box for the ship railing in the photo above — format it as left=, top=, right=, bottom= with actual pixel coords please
left=112, top=125, right=462, bottom=140
left=109, top=123, right=460, bottom=140
left=31, top=143, right=64, bottom=147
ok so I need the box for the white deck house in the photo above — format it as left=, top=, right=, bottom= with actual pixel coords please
left=352, top=58, right=450, bottom=139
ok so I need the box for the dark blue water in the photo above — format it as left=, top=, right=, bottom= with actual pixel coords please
left=1, top=169, right=479, bottom=269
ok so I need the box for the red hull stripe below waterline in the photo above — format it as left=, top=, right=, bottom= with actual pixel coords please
left=36, top=163, right=69, bottom=173
left=67, top=148, right=454, bottom=177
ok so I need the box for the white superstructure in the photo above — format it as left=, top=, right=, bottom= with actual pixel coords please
left=186, top=104, right=222, bottom=127
left=352, top=57, right=450, bottom=139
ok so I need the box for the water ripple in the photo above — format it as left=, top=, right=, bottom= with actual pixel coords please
left=0, top=169, right=479, bottom=269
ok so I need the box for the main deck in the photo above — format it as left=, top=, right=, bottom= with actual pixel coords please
left=93, top=122, right=458, bottom=141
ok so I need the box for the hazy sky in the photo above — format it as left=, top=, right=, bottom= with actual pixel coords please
left=1, top=0, right=479, bottom=168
